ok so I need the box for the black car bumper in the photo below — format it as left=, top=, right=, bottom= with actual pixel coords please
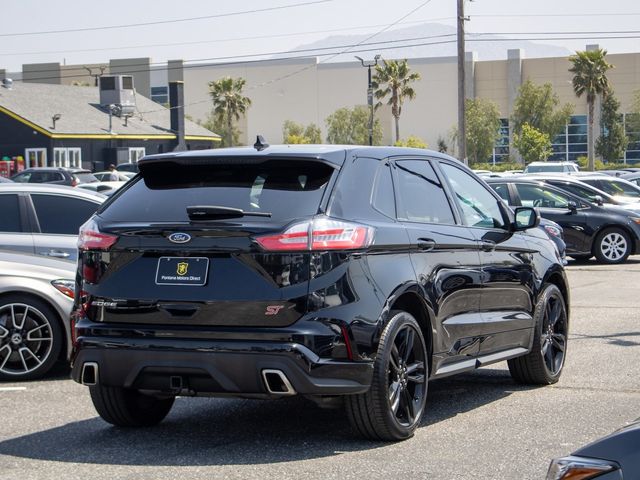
left=71, top=332, right=373, bottom=397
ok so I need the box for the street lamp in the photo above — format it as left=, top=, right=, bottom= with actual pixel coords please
left=355, top=54, right=381, bottom=146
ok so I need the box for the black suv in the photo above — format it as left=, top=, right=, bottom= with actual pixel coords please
left=71, top=145, right=569, bottom=440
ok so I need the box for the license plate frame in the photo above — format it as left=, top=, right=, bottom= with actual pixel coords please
left=155, top=257, right=209, bottom=286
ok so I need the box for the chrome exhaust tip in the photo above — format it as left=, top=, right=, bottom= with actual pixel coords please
left=261, top=369, right=296, bottom=396
left=81, top=362, right=98, bottom=386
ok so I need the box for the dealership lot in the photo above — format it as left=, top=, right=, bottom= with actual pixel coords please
left=1, top=259, right=639, bottom=480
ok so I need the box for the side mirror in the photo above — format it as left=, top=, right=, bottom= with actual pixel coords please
left=593, top=195, right=604, bottom=206
left=513, top=207, right=540, bottom=231
left=567, top=200, right=578, bottom=213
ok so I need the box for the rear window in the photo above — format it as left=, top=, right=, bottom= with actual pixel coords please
left=75, top=173, right=98, bottom=184
left=99, top=159, right=335, bottom=222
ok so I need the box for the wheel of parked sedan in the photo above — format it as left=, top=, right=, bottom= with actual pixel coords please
left=508, top=283, right=567, bottom=385
left=346, top=310, right=428, bottom=441
left=0, top=294, right=63, bottom=381
left=89, top=384, right=175, bottom=427
left=593, top=228, right=631, bottom=264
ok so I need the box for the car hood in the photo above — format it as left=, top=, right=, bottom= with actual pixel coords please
left=573, top=419, right=640, bottom=462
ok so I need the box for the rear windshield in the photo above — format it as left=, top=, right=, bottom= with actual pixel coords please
left=99, top=159, right=335, bottom=222
left=75, top=173, right=98, bottom=183
left=525, top=165, right=564, bottom=173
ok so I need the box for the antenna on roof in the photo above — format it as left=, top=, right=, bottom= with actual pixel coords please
left=254, top=135, right=269, bottom=151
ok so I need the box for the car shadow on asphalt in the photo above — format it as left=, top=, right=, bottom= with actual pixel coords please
left=0, top=368, right=535, bottom=466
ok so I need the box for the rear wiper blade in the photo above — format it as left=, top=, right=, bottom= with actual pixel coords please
left=186, top=205, right=272, bottom=220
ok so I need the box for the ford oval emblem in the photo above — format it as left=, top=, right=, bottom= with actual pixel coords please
left=168, top=232, right=191, bottom=244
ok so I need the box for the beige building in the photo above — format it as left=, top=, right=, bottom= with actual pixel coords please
left=7, top=45, right=640, bottom=162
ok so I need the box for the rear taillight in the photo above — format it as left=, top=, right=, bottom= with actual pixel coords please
left=78, top=218, right=117, bottom=250
left=255, top=217, right=374, bottom=251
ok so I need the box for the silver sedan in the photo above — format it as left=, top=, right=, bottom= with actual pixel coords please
left=0, top=250, right=75, bottom=381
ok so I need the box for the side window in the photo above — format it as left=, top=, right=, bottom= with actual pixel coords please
left=12, top=172, right=30, bottom=183
left=395, top=160, right=455, bottom=224
left=514, top=184, right=570, bottom=209
left=491, top=183, right=511, bottom=203
left=0, top=194, right=22, bottom=232
left=439, top=163, right=506, bottom=229
left=372, top=163, right=395, bottom=218
left=31, top=194, right=99, bottom=234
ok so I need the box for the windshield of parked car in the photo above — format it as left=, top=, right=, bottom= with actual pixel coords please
left=525, top=165, right=566, bottom=173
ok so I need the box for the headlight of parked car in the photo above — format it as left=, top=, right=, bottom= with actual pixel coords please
left=546, top=455, right=620, bottom=480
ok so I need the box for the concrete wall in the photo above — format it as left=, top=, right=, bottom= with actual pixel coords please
left=22, top=63, right=61, bottom=84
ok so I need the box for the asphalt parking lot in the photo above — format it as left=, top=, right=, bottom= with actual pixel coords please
left=1, top=258, right=639, bottom=480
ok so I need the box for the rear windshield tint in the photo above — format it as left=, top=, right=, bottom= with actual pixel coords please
left=99, top=159, right=335, bottom=222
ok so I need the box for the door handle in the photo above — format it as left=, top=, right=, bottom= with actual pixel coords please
left=417, top=238, right=436, bottom=251
left=479, top=240, right=496, bottom=252
left=42, top=250, right=71, bottom=258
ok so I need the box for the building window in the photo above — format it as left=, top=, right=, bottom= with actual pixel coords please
left=25, top=148, right=47, bottom=168
left=53, top=148, right=81, bottom=168
left=151, top=86, right=169, bottom=105
left=624, top=113, right=640, bottom=164
left=550, top=115, right=588, bottom=162
left=491, top=118, right=510, bottom=164
left=129, top=147, right=146, bottom=163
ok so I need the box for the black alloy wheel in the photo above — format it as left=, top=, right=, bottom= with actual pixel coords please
left=346, top=310, right=428, bottom=441
left=0, top=295, right=62, bottom=381
left=508, top=284, right=568, bottom=385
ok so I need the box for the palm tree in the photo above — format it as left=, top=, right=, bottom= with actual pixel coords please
left=568, top=49, right=613, bottom=171
left=208, top=77, right=252, bottom=147
left=372, top=59, right=421, bottom=143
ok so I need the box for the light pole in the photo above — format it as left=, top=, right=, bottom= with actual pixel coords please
left=355, top=54, right=381, bottom=146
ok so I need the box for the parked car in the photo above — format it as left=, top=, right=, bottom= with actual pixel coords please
left=11, top=167, right=98, bottom=187
left=0, top=250, right=75, bottom=380
left=0, top=177, right=12, bottom=183
left=620, top=171, right=640, bottom=188
left=539, top=218, right=567, bottom=264
left=546, top=419, right=640, bottom=479
left=92, top=171, right=135, bottom=182
left=526, top=174, right=640, bottom=211
left=487, top=177, right=640, bottom=263
left=577, top=175, right=640, bottom=204
left=71, top=145, right=568, bottom=440
left=0, top=184, right=105, bottom=261
left=78, top=181, right=127, bottom=196
left=523, top=161, right=579, bottom=174
left=115, top=162, right=139, bottom=174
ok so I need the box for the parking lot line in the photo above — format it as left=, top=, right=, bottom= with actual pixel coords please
left=0, top=386, right=27, bottom=392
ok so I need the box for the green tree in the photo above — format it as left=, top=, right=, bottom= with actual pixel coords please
left=201, top=113, right=240, bottom=148
left=596, top=88, right=628, bottom=162
left=282, top=120, right=322, bottom=144
left=569, top=49, right=614, bottom=170
left=511, top=80, right=573, bottom=139
left=513, top=123, right=553, bottom=165
left=465, top=98, right=502, bottom=165
left=325, top=106, right=382, bottom=145
left=372, top=59, right=421, bottom=143
left=394, top=135, right=428, bottom=148
left=208, top=76, right=251, bottom=147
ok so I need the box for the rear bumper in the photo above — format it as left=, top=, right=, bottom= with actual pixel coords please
left=71, top=334, right=373, bottom=397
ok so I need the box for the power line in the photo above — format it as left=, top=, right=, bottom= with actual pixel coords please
left=0, top=18, right=457, bottom=57
left=0, top=0, right=333, bottom=38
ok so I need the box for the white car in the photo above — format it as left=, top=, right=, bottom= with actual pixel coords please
left=523, top=161, right=579, bottom=174
left=93, top=171, right=135, bottom=182
left=78, top=181, right=127, bottom=196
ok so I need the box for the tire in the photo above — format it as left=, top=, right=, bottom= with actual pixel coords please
left=345, top=310, right=428, bottom=441
left=593, top=227, right=631, bottom=264
left=0, top=294, right=63, bottom=381
left=508, top=284, right=568, bottom=385
left=89, top=384, right=175, bottom=427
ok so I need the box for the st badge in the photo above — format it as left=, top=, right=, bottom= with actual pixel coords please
left=176, top=262, right=189, bottom=276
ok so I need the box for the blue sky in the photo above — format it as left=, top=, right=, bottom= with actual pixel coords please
left=1, top=0, right=639, bottom=72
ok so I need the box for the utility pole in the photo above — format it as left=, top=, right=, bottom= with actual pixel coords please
left=356, top=54, right=381, bottom=146
left=457, top=0, right=468, bottom=164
